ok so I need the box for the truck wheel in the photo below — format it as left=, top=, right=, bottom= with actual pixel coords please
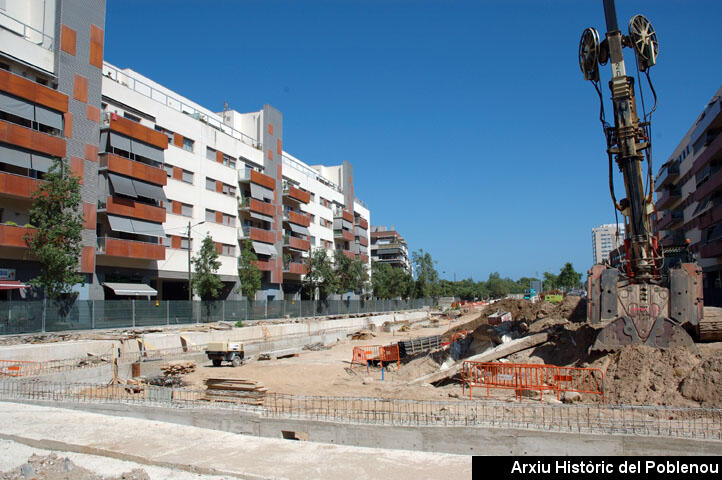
left=212, top=359, right=221, bottom=367
left=231, top=356, right=242, bottom=367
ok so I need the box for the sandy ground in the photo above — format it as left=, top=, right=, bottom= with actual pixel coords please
left=181, top=311, right=481, bottom=401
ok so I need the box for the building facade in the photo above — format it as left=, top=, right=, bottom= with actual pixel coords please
left=0, top=0, right=371, bottom=301
left=655, top=88, right=722, bottom=305
left=370, top=226, right=411, bottom=273
left=591, top=223, right=625, bottom=265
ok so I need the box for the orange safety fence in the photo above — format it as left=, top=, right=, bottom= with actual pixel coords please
left=462, top=361, right=604, bottom=402
left=0, top=359, right=42, bottom=377
left=351, top=344, right=400, bottom=369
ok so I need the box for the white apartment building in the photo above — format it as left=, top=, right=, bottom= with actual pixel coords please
left=591, top=223, right=625, bottom=265
left=97, top=62, right=370, bottom=300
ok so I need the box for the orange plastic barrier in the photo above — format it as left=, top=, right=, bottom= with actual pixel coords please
left=0, top=359, right=42, bottom=377
left=462, top=361, right=604, bottom=402
left=351, top=344, right=399, bottom=369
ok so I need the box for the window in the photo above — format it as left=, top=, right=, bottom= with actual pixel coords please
left=123, top=112, right=141, bottom=123
left=155, top=125, right=174, bottom=144
left=310, top=214, right=315, bottom=223
left=181, top=169, right=193, bottom=184
left=222, top=213, right=235, bottom=227
left=226, top=155, right=236, bottom=168
left=164, top=164, right=173, bottom=177
left=181, top=203, right=193, bottom=217
left=165, top=200, right=173, bottom=213
left=311, top=236, right=316, bottom=246
left=205, top=209, right=216, bottom=222
left=206, top=177, right=216, bottom=191
left=309, top=192, right=315, bottom=201
left=182, top=137, right=194, bottom=152
left=206, top=147, right=216, bottom=161
left=220, top=244, right=235, bottom=256
left=180, top=238, right=189, bottom=250
left=222, top=183, right=236, bottom=196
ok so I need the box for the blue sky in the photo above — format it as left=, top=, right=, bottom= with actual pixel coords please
left=105, top=0, right=722, bottom=281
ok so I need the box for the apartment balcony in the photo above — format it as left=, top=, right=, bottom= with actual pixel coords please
left=238, top=167, right=275, bottom=190
left=656, top=188, right=682, bottom=210
left=100, top=153, right=167, bottom=186
left=694, top=168, right=722, bottom=203
left=0, top=171, right=42, bottom=199
left=0, top=119, right=66, bottom=158
left=283, top=234, right=310, bottom=252
left=355, top=217, right=368, bottom=230
left=701, top=242, right=722, bottom=259
left=333, top=208, right=354, bottom=223
left=655, top=160, right=680, bottom=191
left=0, top=69, right=69, bottom=113
left=282, top=184, right=310, bottom=205
left=660, top=232, right=686, bottom=248
left=239, top=198, right=276, bottom=218
left=246, top=226, right=275, bottom=244
left=340, top=249, right=355, bottom=260
left=359, top=236, right=368, bottom=247
left=656, top=209, right=683, bottom=231
left=97, top=236, right=165, bottom=260
left=692, top=129, right=722, bottom=175
left=698, top=204, right=722, bottom=230
left=253, top=259, right=274, bottom=272
left=360, top=254, right=369, bottom=263
left=283, top=261, right=309, bottom=275
left=105, top=113, right=168, bottom=150
left=0, top=224, right=35, bottom=248
left=103, top=196, right=166, bottom=223
left=284, top=210, right=310, bottom=227
left=334, top=229, right=354, bottom=242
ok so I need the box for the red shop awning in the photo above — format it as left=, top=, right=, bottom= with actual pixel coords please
left=0, top=281, right=29, bottom=290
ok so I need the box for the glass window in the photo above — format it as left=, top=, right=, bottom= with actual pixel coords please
left=311, top=236, right=316, bottom=246
left=206, top=147, right=216, bottom=161
left=182, top=137, right=194, bottom=152
left=206, top=177, right=216, bottom=191
left=205, top=209, right=216, bottom=222
left=165, top=200, right=173, bottom=213
left=181, top=203, right=193, bottom=217
left=182, top=169, right=193, bottom=184
left=223, top=214, right=235, bottom=227
left=180, top=238, right=189, bottom=250
left=164, top=164, right=173, bottom=177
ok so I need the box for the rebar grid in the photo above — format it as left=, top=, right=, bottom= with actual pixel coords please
left=0, top=380, right=719, bottom=440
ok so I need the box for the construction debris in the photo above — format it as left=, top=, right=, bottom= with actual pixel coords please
left=408, top=332, right=549, bottom=385
left=160, top=361, right=195, bottom=376
left=398, top=335, right=443, bottom=357
left=350, top=330, right=376, bottom=340
left=303, top=342, right=331, bottom=351
left=204, top=378, right=267, bottom=405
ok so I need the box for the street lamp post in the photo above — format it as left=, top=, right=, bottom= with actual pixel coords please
left=188, top=220, right=205, bottom=301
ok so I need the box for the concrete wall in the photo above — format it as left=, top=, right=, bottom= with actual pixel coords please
left=0, top=310, right=429, bottom=363
left=10, top=400, right=719, bottom=456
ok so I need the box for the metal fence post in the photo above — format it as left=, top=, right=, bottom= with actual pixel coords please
left=222, top=301, right=225, bottom=322
left=265, top=299, right=268, bottom=319
left=41, top=298, right=46, bottom=332
left=196, top=301, right=200, bottom=324
left=91, top=300, right=95, bottom=330
left=166, top=301, right=169, bottom=325
left=132, top=299, right=135, bottom=328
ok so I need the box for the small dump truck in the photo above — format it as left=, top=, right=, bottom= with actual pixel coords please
left=205, top=341, right=244, bottom=367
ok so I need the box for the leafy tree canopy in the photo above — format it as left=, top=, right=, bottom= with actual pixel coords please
left=191, top=234, right=224, bottom=300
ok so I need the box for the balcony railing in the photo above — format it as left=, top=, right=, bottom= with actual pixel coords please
left=103, top=63, right=260, bottom=149
left=281, top=154, right=341, bottom=193
left=655, top=160, right=680, bottom=191
left=0, top=10, right=54, bottom=50
left=97, top=236, right=165, bottom=260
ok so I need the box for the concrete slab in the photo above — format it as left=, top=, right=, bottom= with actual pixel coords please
left=0, top=401, right=472, bottom=479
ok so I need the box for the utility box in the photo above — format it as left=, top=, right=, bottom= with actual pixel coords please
left=206, top=341, right=244, bottom=367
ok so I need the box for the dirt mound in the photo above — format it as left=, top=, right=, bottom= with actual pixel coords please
left=600, top=345, right=701, bottom=406
left=1, top=453, right=149, bottom=480
left=679, top=358, right=722, bottom=407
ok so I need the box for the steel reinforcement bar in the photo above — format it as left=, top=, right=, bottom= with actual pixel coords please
left=0, top=380, right=719, bottom=440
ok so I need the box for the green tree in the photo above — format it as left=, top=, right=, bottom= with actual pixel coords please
left=543, top=271, right=559, bottom=291
left=26, top=157, right=84, bottom=300
left=236, top=238, right=261, bottom=300
left=557, top=262, right=582, bottom=290
left=372, top=262, right=414, bottom=299
left=303, top=248, right=338, bottom=300
left=411, top=249, right=440, bottom=298
left=191, top=234, right=224, bottom=300
left=333, top=250, right=369, bottom=294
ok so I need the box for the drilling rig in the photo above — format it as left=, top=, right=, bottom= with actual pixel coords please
left=580, top=0, right=702, bottom=350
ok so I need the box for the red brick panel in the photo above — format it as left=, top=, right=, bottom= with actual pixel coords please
left=277, top=138, right=282, bottom=155
left=253, top=259, right=274, bottom=271
left=89, top=24, right=104, bottom=69
left=250, top=227, right=275, bottom=244
left=86, top=105, right=100, bottom=123
left=84, top=144, right=98, bottom=163
left=171, top=200, right=182, bottom=216
left=216, top=180, right=223, bottom=193
left=0, top=172, right=41, bottom=199
left=109, top=115, right=168, bottom=150
left=268, top=123, right=273, bottom=135
left=0, top=120, right=66, bottom=157
left=0, top=224, right=35, bottom=248
left=342, top=209, right=353, bottom=223
left=70, top=157, right=84, bottom=184
left=216, top=150, right=224, bottom=164
left=63, top=112, right=72, bottom=138
left=288, top=210, right=310, bottom=227
left=60, top=25, right=76, bottom=56
left=103, top=238, right=165, bottom=260
left=287, top=186, right=310, bottom=204
left=106, top=196, right=166, bottom=223
left=173, top=133, right=184, bottom=148
left=215, top=211, right=223, bottom=223
left=80, top=246, right=95, bottom=273
left=73, top=74, right=88, bottom=103
left=0, top=70, right=69, bottom=112
left=171, top=236, right=181, bottom=249
left=267, top=150, right=273, bottom=161
left=288, top=262, right=309, bottom=275
left=249, top=199, right=276, bottom=217
left=250, top=169, right=275, bottom=190
left=103, top=153, right=167, bottom=186
left=359, top=236, right=368, bottom=247
left=357, top=217, right=368, bottom=229
left=82, top=203, right=96, bottom=229
left=172, top=166, right=183, bottom=181
left=288, top=236, right=310, bottom=251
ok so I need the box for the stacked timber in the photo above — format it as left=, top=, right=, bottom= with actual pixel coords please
left=204, top=378, right=267, bottom=405
left=160, top=361, right=196, bottom=375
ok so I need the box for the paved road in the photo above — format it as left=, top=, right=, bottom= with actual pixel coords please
left=0, top=401, right=471, bottom=479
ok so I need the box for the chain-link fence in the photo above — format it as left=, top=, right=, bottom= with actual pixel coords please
left=0, top=380, right=719, bottom=440
left=0, top=298, right=436, bottom=335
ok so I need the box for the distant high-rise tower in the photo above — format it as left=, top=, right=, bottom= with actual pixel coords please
left=592, top=224, right=625, bottom=265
